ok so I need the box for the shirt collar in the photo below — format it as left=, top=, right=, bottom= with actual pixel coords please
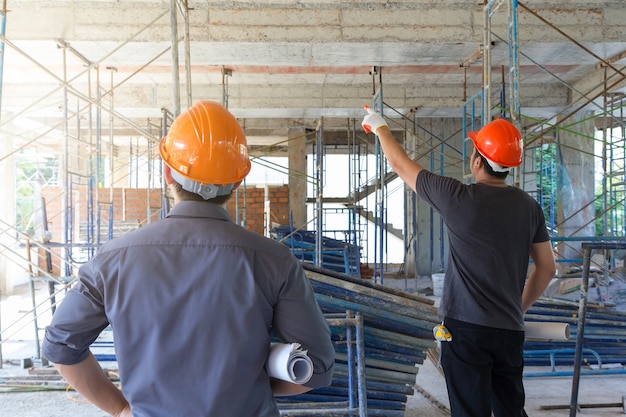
left=166, top=201, right=232, bottom=222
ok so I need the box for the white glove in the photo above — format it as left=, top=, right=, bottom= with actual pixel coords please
left=361, top=106, right=388, bottom=134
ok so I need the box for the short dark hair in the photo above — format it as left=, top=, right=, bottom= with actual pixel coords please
left=472, top=151, right=509, bottom=179
left=172, top=181, right=233, bottom=205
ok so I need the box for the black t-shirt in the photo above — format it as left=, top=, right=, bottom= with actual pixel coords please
left=415, top=170, right=550, bottom=330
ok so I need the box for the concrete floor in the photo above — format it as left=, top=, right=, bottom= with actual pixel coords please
left=1, top=351, right=625, bottom=416
left=384, top=274, right=626, bottom=416
left=1, top=277, right=625, bottom=416
left=406, top=350, right=626, bottom=417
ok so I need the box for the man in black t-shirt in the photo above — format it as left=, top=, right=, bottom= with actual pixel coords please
left=362, top=108, right=556, bottom=417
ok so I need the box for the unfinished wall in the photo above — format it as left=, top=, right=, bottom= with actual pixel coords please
left=556, top=111, right=597, bottom=270
left=36, top=184, right=290, bottom=276
left=225, top=185, right=290, bottom=235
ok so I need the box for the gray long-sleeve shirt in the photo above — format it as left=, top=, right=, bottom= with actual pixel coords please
left=43, top=201, right=334, bottom=417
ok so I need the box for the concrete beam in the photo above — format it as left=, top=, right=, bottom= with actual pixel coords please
left=2, top=76, right=572, bottom=117
left=6, top=2, right=624, bottom=44
left=570, top=66, right=626, bottom=111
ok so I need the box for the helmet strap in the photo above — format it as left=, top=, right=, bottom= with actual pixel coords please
left=170, top=170, right=235, bottom=200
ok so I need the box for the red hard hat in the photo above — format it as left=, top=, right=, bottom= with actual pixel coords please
left=159, top=101, right=251, bottom=185
left=468, top=119, right=523, bottom=169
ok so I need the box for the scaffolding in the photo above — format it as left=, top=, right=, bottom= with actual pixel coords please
left=0, top=7, right=169, bottom=366
left=1, top=0, right=626, bottom=372
left=468, top=0, right=626, bottom=272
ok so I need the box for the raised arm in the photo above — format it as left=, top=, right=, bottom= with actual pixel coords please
left=362, top=107, right=424, bottom=192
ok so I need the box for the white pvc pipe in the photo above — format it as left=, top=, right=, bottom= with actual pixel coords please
left=525, top=321, right=570, bottom=341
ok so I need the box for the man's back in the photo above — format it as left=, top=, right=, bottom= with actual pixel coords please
left=44, top=201, right=334, bottom=416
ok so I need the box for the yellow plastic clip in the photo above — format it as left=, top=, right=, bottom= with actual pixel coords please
left=433, top=324, right=452, bottom=342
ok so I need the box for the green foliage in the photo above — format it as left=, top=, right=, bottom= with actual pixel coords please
left=15, top=157, right=58, bottom=233
left=535, top=144, right=557, bottom=232
left=594, top=194, right=604, bottom=236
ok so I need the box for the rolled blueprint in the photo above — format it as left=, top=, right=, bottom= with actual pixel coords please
left=524, top=321, right=570, bottom=341
left=266, top=342, right=314, bottom=384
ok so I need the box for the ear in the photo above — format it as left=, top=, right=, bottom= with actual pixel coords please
left=231, top=180, right=242, bottom=191
left=474, top=153, right=483, bottom=169
left=163, top=165, right=175, bottom=185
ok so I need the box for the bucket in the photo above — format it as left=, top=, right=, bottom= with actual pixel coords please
left=432, top=273, right=445, bottom=297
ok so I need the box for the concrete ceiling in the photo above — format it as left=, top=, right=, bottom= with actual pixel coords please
left=2, top=0, right=626, bottom=152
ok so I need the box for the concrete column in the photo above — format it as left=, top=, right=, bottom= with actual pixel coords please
left=556, top=110, right=597, bottom=268
left=111, top=150, right=130, bottom=188
left=412, top=118, right=465, bottom=278
left=404, top=130, right=418, bottom=277
left=288, top=127, right=307, bottom=230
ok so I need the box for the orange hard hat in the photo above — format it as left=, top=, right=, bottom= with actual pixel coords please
left=468, top=119, right=523, bottom=170
left=159, top=101, right=251, bottom=185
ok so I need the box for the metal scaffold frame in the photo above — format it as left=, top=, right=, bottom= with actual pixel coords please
left=461, top=0, right=626, bottom=272
left=1, top=0, right=626, bottom=376
left=0, top=6, right=172, bottom=364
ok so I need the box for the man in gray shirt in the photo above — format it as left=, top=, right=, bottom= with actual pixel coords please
left=43, top=101, right=335, bottom=417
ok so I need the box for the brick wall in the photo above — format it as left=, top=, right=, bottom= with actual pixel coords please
left=226, top=185, right=290, bottom=235
left=40, top=187, right=162, bottom=241
left=38, top=184, right=290, bottom=274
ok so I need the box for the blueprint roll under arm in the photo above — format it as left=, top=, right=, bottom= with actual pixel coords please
left=266, top=343, right=314, bottom=384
